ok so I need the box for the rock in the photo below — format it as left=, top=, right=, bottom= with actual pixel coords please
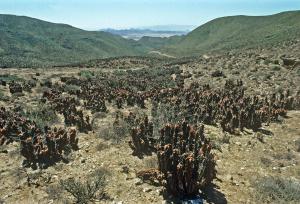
left=112, top=201, right=123, bottom=204
left=277, top=115, right=284, bottom=122
left=235, top=142, right=242, bottom=146
left=256, top=133, right=264, bottom=143
left=295, top=139, right=300, bottom=152
left=203, top=55, right=210, bottom=60
left=121, top=165, right=129, bottom=174
left=134, top=178, right=143, bottom=185
left=3, top=193, right=12, bottom=199
left=51, top=175, right=59, bottom=182
left=225, top=174, right=233, bottom=181
left=156, top=189, right=163, bottom=195
left=294, top=60, right=300, bottom=68
left=0, top=149, right=8, bottom=154
left=143, top=188, right=152, bottom=193
left=81, top=159, right=86, bottom=163
left=281, top=57, right=297, bottom=66
left=211, top=70, right=224, bottom=78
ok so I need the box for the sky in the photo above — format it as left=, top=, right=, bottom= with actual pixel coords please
left=0, top=0, right=299, bottom=30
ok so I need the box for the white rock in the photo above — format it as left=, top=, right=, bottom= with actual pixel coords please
left=235, top=142, right=242, bottom=146
left=143, top=188, right=152, bottom=193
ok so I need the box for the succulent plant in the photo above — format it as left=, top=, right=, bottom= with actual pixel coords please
left=42, top=90, right=91, bottom=133
left=157, top=121, right=216, bottom=198
left=9, top=81, right=23, bottom=94
left=129, top=117, right=156, bottom=157
left=151, top=80, right=298, bottom=134
left=0, top=107, right=78, bottom=168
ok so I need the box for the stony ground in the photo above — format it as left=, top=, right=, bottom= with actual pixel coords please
left=1, top=104, right=299, bottom=204
left=0, top=41, right=300, bottom=204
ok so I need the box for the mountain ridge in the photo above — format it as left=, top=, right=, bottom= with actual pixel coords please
left=161, top=10, right=300, bottom=56
left=0, top=11, right=300, bottom=67
left=0, top=14, right=145, bottom=67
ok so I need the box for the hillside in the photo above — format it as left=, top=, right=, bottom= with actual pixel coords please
left=137, top=35, right=182, bottom=52
left=162, top=11, right=300, bottom=56
left=1, top=11, right=300, bottom=67
left=0, top=14, right=145, bottom=67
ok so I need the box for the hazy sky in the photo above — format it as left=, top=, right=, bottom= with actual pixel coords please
left=0, top=0, right=299, bottom=30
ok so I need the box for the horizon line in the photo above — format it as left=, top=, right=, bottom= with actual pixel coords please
left=0, top=9, right=298, bottom=31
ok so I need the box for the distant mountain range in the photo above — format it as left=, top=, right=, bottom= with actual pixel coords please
left=100, top=25, right=195, bottom=40
left=0, top=11, right=299, bottom=67
left=138, top=25, right=196, bottom=31
left=99, top=28, right=188, bottom=40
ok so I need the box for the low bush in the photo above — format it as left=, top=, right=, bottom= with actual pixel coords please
left=21, top=103, right=59, bottom=128
left=0, top=74, right=24, bottom=82
left=60, top=169, right=107, bottom=204
left=254, top=177, right=300, bottom=203
left=99, top=116, right=130, bottom=144
left=295, top=138, right=300, bottom=152
left=79, top=70, right=94, bottom=79
left=64, top=84, right=81, bottom=94
left=0, top=91, right=9, bottom=101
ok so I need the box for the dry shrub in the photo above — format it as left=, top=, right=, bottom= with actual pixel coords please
left=254, top=177, right=300, bottom=203
left=60, top=169, right=108, bottom=204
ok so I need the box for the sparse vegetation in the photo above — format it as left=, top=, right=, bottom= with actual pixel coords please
left=60, top=169, right=107, bottom=204
left=0, top=74, right=24, bottom=82
left=64, top=84, right=81, bottom=94
left=96, top=142, right=109, bottom=152
left=79, top=70, right=94, bottom=79
left=98, top=118, right=130, bottom=144
left=295, top=139, right=300, bottom=152
left=254, top=177, right=300, bottom=203
left=0, top=91, right=9, bottom=101
left=46, top=184, right=64, bottom=201
left=0, top=14, right=299, bottom=203
left=21, top=103, right=59, bottom=128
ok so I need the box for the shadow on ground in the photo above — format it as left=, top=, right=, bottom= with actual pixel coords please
left=203, top=184, right=227, bottom=204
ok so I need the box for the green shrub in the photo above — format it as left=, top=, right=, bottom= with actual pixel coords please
left=297, top=68, right=300, bottom=76
left=79, top=70, right=94, bottom=79
left=0, top=91, right=9, bottom=101
left=254, top=177, right=300, bottom=203
left=0, top=74, right=24, bottom=82
left=296, top=139, right=300, bottom=152
left=96, top=142, right=109, bottom=152
left=21, top=103, right=59, bottom=128
left=11, top=92, right=25, bottom=98
left=64, top=84, right=81, bottom=93
left=46, top=184, right=64, bottom=202
left=60, top=169, right=107, bottom=204
left=271, top=65, right=281, bottom=71
left=98, top=120, right=130, bottom=144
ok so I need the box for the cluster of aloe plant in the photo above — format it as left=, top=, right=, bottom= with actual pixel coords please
left=0, top=107, right=78, bottom=168
left=157, top=121, right=216, bottom=198
left=129, top=117, right=156, bottom=157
